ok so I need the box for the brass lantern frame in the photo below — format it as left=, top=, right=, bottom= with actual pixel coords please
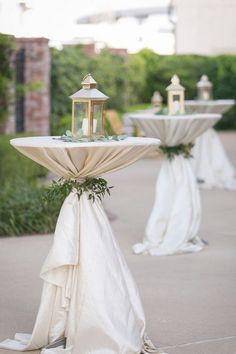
left=70, top=74, right=108, bottom=139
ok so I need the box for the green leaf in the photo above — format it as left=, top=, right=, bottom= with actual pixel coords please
left=76, top=129, right=83, bottom=139
left=66, top=130, right=72, bottom=137
left=117, top=134, right=128, bottom=140
left=44, top=177, right=113, bottom=204
left=57, top=131, right=128, bottom=143
left=159, top=143, right=194, bottom=160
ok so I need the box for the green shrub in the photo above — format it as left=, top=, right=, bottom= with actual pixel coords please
left=50, top=46, right=145, bottom=132
left=50, top=46, right=92, bottom=132
left=213, top=55, right=236, bottom=130
left=124, top=103, right=151, bottom=113
left=0, top=180, right=60, bottom=236
left=0, top=134, right=60, bottom=237
left=136, top=50, right=236, bottom=130
left=51, top=115, right=71, bottom=136
left=0, top=34, right=15, bottom=124
left=0, top=134, right=47, bottom=184
left=51, top=47, right=236, bottom=130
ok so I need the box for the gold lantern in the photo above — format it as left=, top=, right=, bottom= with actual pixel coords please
left=151, top=91, right=163, bottom=112
left=166, top=75, right=185, bottom=115
left=70, top=74, right=108, bottom=139
left=197, top=75, right=212, bottom=101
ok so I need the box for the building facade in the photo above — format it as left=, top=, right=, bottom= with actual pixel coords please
left=173, top=0, right=236, bottom=55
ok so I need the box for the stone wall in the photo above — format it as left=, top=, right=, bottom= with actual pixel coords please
left=16, top=37, right=50, bottom=135
left=8, top=37, right=51, bottom=135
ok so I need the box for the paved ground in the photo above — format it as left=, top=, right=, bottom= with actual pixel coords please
left=0, top=132, right=236, bottom=354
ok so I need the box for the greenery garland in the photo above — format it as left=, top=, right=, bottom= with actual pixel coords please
left=55, top=130, right=128, bottom=143
left=159, top=142, right=194, bottom=161
left=45, top=177, right=113, bottom=203
left=155, top=108, right=190, bottom=116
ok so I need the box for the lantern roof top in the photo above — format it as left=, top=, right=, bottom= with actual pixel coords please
left=82, top=73, right=97, bottom=87
left=166, top=75, right=185, bottom=91
left=151, top=91, right=163, bottom=103
left=197, top=75, right=212, bottom=88
left=70, top=74, right=109, bottom=100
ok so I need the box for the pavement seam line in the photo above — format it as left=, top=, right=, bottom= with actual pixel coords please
left=160, top=335, right=236, bottom=349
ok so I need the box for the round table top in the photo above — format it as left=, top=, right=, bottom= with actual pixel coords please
left=129, top=112, right=221, bottom=120
left=10, top=136, right=160, bottom=179
left=10, top=136, right=159, bottom=148
left=129, top=113, right=221, bottom=146
left=185, top=99, right=235, bottom=115
left=185, top=99, right=235, bottom=107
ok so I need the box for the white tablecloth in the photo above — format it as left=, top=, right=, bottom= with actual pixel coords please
left=185, top=99, right=235, bottom=115
left=185, top=100, right=236, bottom=189
left=0, top=137, right=164, bottom=354
left=130, top=114, right=221, bottom=256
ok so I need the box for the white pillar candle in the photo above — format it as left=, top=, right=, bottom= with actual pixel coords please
left=202, top=90, right=209, bottom=100
left=82, top=118, right=97, bottom=135
left=93, top=119, right=97, bottom=133
left=82, top=118, right=89, bottom=135
left=173, top=100, right=180, bottom=114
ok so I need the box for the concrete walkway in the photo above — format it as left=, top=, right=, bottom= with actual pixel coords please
left=0, top=132, right=236, bottom=354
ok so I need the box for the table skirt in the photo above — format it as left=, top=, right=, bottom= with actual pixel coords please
left=0, top=192, right=147, bottom=354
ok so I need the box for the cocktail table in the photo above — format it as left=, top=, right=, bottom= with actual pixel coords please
left=0, top=136, right=164, bottom=354
left=130, top=113, right=221, bottom=256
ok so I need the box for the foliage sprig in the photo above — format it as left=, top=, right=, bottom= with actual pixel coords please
left=45, top=177, right=113, bottom=203
left=55, top=130, right=128, bottom=143
left=160, top=142, right=194, bottom=161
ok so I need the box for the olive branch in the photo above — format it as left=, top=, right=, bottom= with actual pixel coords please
left=55, top=130, right=128, bottom=143
left=159, top=142, right=194, bottom=161
left=44, top=177, right=113, bottom=203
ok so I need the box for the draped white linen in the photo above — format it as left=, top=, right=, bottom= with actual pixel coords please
left=130, top=114, right=221, bottom=256
left=0, top=137, right=164, bottom=354
left=185, top=99, right=235, bottom=115
left=185, top=100, right=236, bottom=190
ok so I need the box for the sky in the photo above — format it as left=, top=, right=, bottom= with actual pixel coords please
left=0, top=0, right=174, bottom=53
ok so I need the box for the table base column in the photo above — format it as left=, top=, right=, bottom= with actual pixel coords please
left=133, top=155, right=203, bottom=256
left=192, top=128, right=236, bottom=190
left=1, top=192, right=156, bottom=354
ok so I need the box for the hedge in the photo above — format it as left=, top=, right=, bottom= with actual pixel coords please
left=51, top=47, right=236, bottom=130
left=137, top=50, right=236, bottom=130
left=0, top=134, right=60, bottom=236
left=0, top=181, right=59, bottom=236
left=50, top=46, right=147, bottom=132
left=0, top=134, right=47, bottom=184
left=0, top=33, right=15, bottom=124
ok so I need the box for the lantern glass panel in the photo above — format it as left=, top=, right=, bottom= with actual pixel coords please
left=92, top=102, right=104, bottom=135
left=73, top=101, right=88, bottom=136
left=173, top=94, right=180, bottom=101
left=202, top=88, right=210, bottom=100
left=173, top=94, right=180, bottom=113
left=198, top=87, right=212, bottom=100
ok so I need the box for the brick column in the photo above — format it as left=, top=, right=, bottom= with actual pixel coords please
left=16, top=37, right=50, bottom=135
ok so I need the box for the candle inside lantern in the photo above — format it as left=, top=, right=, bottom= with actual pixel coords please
left=202, top=90, right=210, bottom=100
left=197, top=75, right=212, bottom=101
left=173, top=100, right=180, bottom=114
left=82, top=118, right=97, bottom=135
